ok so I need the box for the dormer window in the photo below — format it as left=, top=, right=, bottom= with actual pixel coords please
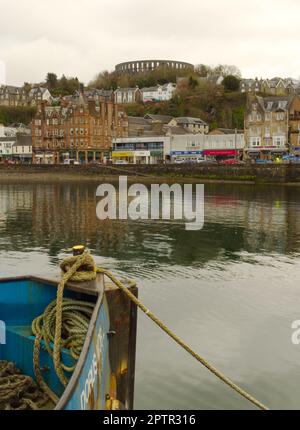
left=278, top=101, right=287, bottom=109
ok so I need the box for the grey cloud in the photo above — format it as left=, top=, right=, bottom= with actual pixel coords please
left=1, top=0, right=300, bottom=85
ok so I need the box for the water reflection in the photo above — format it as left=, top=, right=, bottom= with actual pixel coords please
left=1, top=181, right=300, bottom=409
left=1, top=182, right=300, bottom=269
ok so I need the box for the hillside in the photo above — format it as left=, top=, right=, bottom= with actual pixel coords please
left=124, top=91, right=247, bottom=130
left=0, top=106, right=37, bottom=126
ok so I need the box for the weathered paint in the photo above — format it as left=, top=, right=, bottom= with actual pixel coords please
left=62, top=299, right=111, bottom=410
left=0, top=275, right=137, bottom=410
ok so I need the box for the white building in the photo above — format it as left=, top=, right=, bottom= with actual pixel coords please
left=141, top=83, right=176, bottom=103
left=29, top=87, right=52, bottom=104
left=112, top=136, right=170, bottom=164
left=4, top=123, right=31, bottom=137
left=114, top=87, right=141, bottom=104
left=0, top=136, right=15, bottom=160
left=168, top=117, right=209, bottom=134
left=164, top=131, right=245, bottom=161
left=0, top=125, right=32, bottom=162
left=12, top=135, right=32, bottom=162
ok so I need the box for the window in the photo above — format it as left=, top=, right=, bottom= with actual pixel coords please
left=250, top=137, right=261, bottom=147
left=273, top=136, right=285, bottom=147
left=278, top=101, right=287, bottom=109
left=265, top=113, right=271, bottom=121
left=277, top=112, right=285, bottom=121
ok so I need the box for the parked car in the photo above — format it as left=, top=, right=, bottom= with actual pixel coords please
left=63, top=159, right=80, bottom=165
left=219, top=158, right=240, bottom=165
left=282, top=155, right=300, bottom=164
left=255, top=159, right=272, bottom=164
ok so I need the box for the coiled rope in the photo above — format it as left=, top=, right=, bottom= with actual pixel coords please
left=0, top=361, right=51, bottom=410
left=33, top=251, right=269, bottom=410
left=32, top=252, right=96, bottom=404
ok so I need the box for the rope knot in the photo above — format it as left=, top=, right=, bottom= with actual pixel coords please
left=60, top=252, right=96, bottom=283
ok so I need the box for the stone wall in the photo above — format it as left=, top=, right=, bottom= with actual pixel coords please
left=1, top=163, right=300, bottom=183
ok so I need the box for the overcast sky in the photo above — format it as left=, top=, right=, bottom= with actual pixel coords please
left=1, top=0, right=300, bottom=86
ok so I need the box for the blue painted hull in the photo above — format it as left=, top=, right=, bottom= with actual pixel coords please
left=0, top=275, right=137, bottom=410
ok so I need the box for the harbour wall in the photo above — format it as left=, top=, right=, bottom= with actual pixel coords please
left=1, top=164, right=300, bottom=183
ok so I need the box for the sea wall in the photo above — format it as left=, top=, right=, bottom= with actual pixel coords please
left=0, top=164, right=300, bottom=183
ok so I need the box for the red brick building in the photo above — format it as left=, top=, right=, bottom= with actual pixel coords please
left=31, top=94, right=128, bottom=164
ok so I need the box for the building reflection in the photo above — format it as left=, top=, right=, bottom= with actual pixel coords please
left=0, top=183, right=300, bottom=269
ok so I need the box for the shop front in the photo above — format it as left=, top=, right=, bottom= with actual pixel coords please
left=134, top=150, right=151, bottom=164
left=34, top=152, right=55, bottom=164
left=203, top=149, right=241, bottom=162
left=170, top=151, right=203, bottom=163
left=245, top=147, right=288, bottom=161
left=150, top=150, right=164, bottom=164
left=112, top=151, right=134, bottom=164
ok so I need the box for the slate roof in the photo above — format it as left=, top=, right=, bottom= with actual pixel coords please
left=15, top=135, right=32, bottom=146
left=144, top=114, right=173, bottom=124
left=175, top=117, right=208, bottom=126
left=257, top=96, right=293, bottom=111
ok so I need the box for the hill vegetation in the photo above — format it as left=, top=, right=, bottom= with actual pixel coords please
left=124, top=77, right=246, bottom=130
left=90, top=63, right=244, bottom=129
left=44, top=73, right=80, bottom=96
left=0, top=64, right=244, bottom=128
left=89, top=63, right=241, bottom=90
left=0, top=106, right=37, bottom=126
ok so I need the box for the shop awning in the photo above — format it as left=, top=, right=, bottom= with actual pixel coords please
left=112, top=152, right=134, bottom=158
left=203, top=150, right=238, bottom=156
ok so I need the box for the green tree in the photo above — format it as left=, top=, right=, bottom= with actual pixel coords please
left=46, top=73, right=58, bottom=90
left=188, top=76, right=199, bottom=90
left=0, top=106, right=37, bottom=126
left=223, top=75, right=241, bottom=92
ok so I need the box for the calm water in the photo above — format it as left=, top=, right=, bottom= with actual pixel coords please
left=1, top=180, right=300, bottom=410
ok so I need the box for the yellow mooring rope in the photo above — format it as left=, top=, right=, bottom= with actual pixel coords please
left=33, top=251, right=269, bottom=410
left=32, top=252, right=97, bottom=404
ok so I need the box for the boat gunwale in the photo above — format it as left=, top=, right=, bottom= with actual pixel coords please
left=0, top=274, right=106, bottom=410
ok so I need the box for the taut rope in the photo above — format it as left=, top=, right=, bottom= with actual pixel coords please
left=32, top=250, right=268, bottom=410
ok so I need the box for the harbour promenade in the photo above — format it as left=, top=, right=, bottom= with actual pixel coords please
left=1, top=164, right=300, bottom=184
